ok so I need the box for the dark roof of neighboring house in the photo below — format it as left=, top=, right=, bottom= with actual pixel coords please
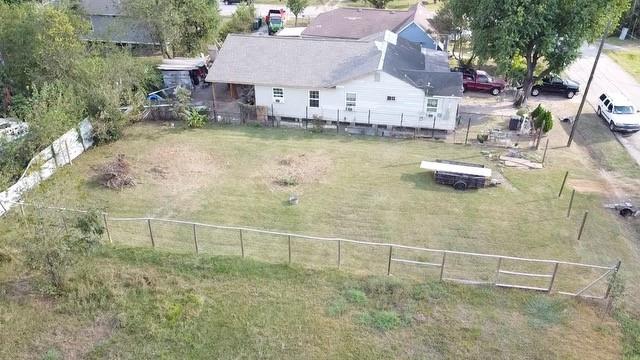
left=86, top=15, right=157, bottom=45
left=81, top=0, right=121, bottom=15
left=206, top=35, right=382, bottom=88
left=301, top=4, right=436, bottom=40
left=382, top=36, right=462, bottom=97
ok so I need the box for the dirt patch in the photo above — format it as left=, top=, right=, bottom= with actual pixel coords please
left=45, top=315, right=116, bottom=360
left=1, top=278, right=54, bottom=309
left=264, top=152, right=330, bottom=191
left=568, top=179, right=611, bottom=195
left=132, top=143, right=220, bottom=194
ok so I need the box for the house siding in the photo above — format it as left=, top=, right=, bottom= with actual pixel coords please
left=254, top=72, right=459, bottom=130
left=398, top=23, right=439, bottom=50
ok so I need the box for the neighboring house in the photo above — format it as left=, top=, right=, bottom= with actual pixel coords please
left=206, top=31, right=462, bottom=131
left=301, top=4, right=442, bottom=50
left=80, top=0, right=157, bottom=45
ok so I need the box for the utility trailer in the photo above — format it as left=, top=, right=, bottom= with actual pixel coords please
left=420, top=160, right=492, bottom=191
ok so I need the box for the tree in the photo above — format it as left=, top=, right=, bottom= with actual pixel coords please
left=0, top=3, right=88, bottom=95
left=122, top=0, right=221, bottom=58
left=217, top=4, right=256, bottom=41
left=449, top=0, right=629, bottom=107
left=365, top=0, right=391, bottom=9
left=287, top=0, right=308, bottom=26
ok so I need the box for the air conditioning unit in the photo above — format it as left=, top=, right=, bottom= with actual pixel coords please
left=345, top=107, right=354, bottom=112
left=274, top=98, right=282, bottom=103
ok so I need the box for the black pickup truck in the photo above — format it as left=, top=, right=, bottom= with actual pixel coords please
left=531, top=76, right=580, bottom=99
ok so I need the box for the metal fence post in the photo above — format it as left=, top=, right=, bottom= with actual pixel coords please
left=336, top=109, right=340, bottom=133
left=147, top=219, right=155, bottom=248
left=400, top=113, right=404, bottom=127
left=193, top=223, right=199, bottom=254
left=367, top=109, right=371, bottom=124
left=605, top=260, right=622, bottom=298
left=494, top=257, right=502, bottom=285
left=558, top=171, right=569, bottom=198
left=541, top=138, right=550, bottom=165
left=103, top=213, right=112, bottom=244
left=464, top=118, right=471, bottom=144
left=387, top=246, right=393, bottom=275
left=547, top=262, right=559, bottom=293
left=0, top=201, right=6, bottom=214
left=239, top=229, right=245, bottom=258
left=288, top=235, right=292, bottom=265
left=51, top=144, right=59, bottom=168
left=305, top=106, right=308, bottom=120
left=337, top=240, right=341, bottom=268
left=577, top=211, right=589, bottom=240
left=439, top=252, right=447, bottom=281
left=567, top=189, right=576, bottom=218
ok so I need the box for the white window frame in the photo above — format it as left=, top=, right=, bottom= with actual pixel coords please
left=426, top=98, right=438, bottom=112
left=309, top=90, right=320, bottom=108
left=345, top=92, right=356, bottom=111
left=387, top=96, right=396, bottom=101
left=272, top=87, right=284, bottom=103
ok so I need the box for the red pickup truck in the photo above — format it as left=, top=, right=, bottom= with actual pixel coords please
left=459, top=69, right=506, bottom=96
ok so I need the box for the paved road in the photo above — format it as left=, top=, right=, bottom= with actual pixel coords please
left=218, top=1, right=338, bottom=18
left=566, top=44, right=640, bottom=165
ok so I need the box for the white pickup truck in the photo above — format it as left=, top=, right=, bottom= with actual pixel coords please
left=597, top=93, right=640, bottom=132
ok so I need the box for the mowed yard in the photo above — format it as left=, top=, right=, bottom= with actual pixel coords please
left=16, top=122, right=640, bottom=303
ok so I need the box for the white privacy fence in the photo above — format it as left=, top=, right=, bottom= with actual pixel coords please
left=0, top=119, right=93, bottom=217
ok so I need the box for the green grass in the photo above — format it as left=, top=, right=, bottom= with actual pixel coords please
left=0, top=246, right=626, bottom=358
left=606, top=36, right=640, bottom=48
left=605, top=48, right=640, bottom=82
left=5, top=122, right=640, bottom=307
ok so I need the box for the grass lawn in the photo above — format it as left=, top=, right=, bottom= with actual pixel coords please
left=2, top=121, right=640, bottom=358
left=4, top=122, right=639, bottom=300
left=340, top=0, right=443, bottom=10
left=0, top=247, right=625, bottom=359
left=605, top=48, right=640, bottom=82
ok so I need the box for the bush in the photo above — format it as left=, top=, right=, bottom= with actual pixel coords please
left=185, top=108, right=208, bottom=128
left=326, top=297, right=348, bottom=317
left=217, top=4, right=255, bottom=41
left=531, top=105, right=553, bottom=133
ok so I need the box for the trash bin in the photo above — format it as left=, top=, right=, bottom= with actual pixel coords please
left=252, top=19, right=260, bottom=30
left=509, top=116, right=523, bottom=131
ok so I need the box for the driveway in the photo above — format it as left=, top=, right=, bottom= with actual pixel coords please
left=566, top=44, right=640, bottom=165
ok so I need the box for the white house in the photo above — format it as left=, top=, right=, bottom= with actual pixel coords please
left=206, top=31, right=462, bottom=130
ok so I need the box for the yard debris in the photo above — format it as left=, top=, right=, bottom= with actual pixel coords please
left=95, top=154, right=136, bottom=190
left=499, top=156, right=543, bottom=170
left=288, top=194, right=299, bottom=205
left=267, top=152, right=330, bottom=190
left=604, top=202, right=640, bottom=217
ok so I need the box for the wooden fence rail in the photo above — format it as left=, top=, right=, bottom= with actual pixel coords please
left=1, top=200, right=621, bottom=300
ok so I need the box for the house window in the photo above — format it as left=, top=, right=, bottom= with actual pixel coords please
left=387, top=96, right=396, bottom=101
left=273, top=88, right=284, bottom=102
left=426, top=98, right=438, bottom=114
left=309, top=90, right=319, bottom=108
left=345, top=92, right=356, bottom=110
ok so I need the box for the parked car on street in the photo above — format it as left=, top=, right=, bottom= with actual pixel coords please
left=457, top=69, right=506, bottom=96
left=531, top=75, right=580, bottom=99
left=597, top=92, right=640, bottom=132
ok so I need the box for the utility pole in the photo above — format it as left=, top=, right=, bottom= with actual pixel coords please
left=567, top=20, right=611, bottom=147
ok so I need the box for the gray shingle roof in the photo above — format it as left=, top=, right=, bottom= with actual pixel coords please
left=86, top=15, right=157, bottom=44
left=206, top=35, right=382, bottom=88
left=301, top=7, right=414, bottom=39
left=382, top=36, right=462, bottom=97
left=81, top=0, right=121, bottom=15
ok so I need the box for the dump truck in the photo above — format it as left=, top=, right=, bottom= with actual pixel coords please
left=266, top=9, right=285, bottom=35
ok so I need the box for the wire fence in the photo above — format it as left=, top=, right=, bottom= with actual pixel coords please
left=3, top=201, right=621, bottom=301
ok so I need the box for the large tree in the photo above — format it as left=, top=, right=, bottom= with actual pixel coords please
left=450, top=0, right=629, bottom=106
left=287, top=0, right=309, bottom=26
left=122, top=0, right=221, bottom=58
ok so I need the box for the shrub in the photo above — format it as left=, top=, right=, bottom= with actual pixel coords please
left=185, top=108, right=208, bottom=128
left=275, top=177, right=299, bottom=187
left=531, top=104, right=553, bottom=133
